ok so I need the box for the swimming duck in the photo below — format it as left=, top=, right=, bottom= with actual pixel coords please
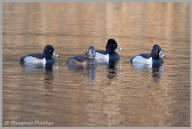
left=20, top=45, right=59, bottom=65
left=130, top=44, right=165, bottom=64
left=95, top=39, right=122, bottom=63
left=67, top=46, right=96, bottom=66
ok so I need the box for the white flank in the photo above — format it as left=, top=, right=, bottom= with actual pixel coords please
left=95, top=52, right=109, bottom=63
left=24, top=56, right=46, bottom=65
left=132, top=56, right=152, bottom=64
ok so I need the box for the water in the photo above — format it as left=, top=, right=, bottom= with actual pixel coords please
left=3, top=2, right=190, bottom=127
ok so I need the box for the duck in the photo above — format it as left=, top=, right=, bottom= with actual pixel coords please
left=67, top=46, right=96, bottom=66
left=94, top=39, right=122, bottom=63
left=130, top=44, right=165, bottom=64
left=19, top=45, right=59, bottom=65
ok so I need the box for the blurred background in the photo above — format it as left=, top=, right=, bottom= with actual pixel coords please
left=3, top=2, right=190, bottom=127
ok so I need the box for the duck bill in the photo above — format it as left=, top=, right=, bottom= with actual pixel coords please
left=117, top=46, right=122, bottom=50
left=91, top=52, right=96, bottom=57
left=53, top=51, right=59, bottom=57
left=159, top=51, right=165, bottom=58
left=88, top=52, right=95, bottom=59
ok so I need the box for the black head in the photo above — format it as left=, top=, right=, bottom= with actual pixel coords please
left=43, top=45, right=55, bottom=58
left=105, top=39, right=118, bottom=53
left=151, top=44, right=164, bottom=58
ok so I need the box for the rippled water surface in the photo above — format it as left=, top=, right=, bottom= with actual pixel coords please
left=3, top=2, right=190, bottom=127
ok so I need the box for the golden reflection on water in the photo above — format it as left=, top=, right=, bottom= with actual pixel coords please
left=3, top=2, right=190, bottom=127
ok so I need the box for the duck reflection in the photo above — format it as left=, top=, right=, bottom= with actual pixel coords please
left=42, top=63, right=54, bottom=86
left=67, top=63, right=97, bottom=80
left=106, top=60, right=120, bottom=79
left=131, top=62, right=164, bottom=82
left=150, top=65, right=164, bottom=82
left=20, top=62, right=54, bottom=71
left=19, top=63, right=56, bottom=86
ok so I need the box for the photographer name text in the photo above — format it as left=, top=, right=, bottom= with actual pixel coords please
left=4, top=120, right=54, bottom=126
